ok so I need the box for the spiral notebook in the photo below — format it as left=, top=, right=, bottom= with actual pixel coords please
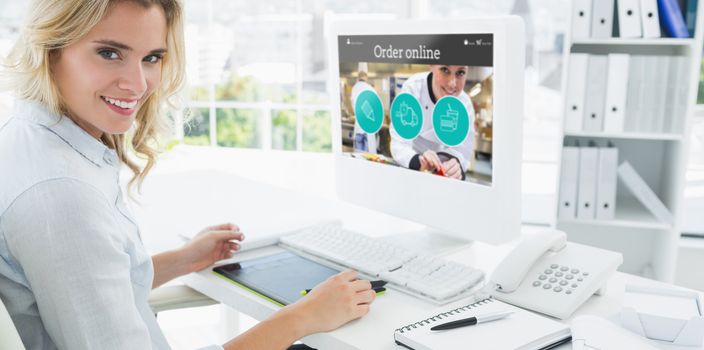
left=393, top=298, right=571, bottom=350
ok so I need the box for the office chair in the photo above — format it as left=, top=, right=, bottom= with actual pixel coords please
left=0, top=296, right=24, bottom=350
left=0, top=285, right=218, bottom=350
left=148, top=284, right=218, bottom=314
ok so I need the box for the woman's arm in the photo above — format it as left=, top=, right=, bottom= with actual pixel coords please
left=4, top=179, right=155, bottom=349
left=152, top=223, right=243, bottom=289
left=223, top=271, right=375, bottom=350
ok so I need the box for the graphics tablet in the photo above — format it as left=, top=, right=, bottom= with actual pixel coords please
left=213, top=251, right=340, bottom=306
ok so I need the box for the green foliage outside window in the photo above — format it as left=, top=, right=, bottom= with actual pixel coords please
left=699, top=58, right=704, bottom=104
left=302, top=111, right=331, bottom=152
left=184, top=71, right=331, bottom=151
left=272, top=110, right=297, bottom=150
left=183, top=107, right=210, bottom=146
left=216, top=108, right=260, bottom=148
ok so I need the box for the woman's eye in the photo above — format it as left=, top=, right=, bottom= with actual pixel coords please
left=456, top=71, right=466, bottom=76
left=98, top=49, right=119, bottom=60
left=144, top=54, right=163, bottom=64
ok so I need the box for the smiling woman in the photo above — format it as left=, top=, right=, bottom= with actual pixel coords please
left=1, top=0, right=185, bottom=191
left=0, top=1, right=377, bottom=350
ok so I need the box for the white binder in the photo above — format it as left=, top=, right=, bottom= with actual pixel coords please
left=638, top=56, right=659, bottom=132
left=639, top=0, right=661, bottom=38
left=596, top=147, right=618, bottom=220
left=625, top=55, right=645, bottom=132
left=652, top=56, right=670, bottom=133
left=577, top=147, right=599, bottom=220
left=564, top=53, right=589, bottom=132
left=618, top=161, right=674, bottom=225
left=664, top=56, right=682, bottom=133
left=558, top=146, right=580, bottom=220
left=572, top=0, right=593, bottom=39
left=583, top=55, right=608, bottom=132
left=617, top=0, right=643, bottom=38
left=603, top=54, right=630, bottom=133
left=592, top=0, right=615, bottom=38
left=672, top=56, right=690, bottom=133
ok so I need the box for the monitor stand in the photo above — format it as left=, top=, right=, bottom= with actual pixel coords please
left=378, top=226, right=473, bottom=257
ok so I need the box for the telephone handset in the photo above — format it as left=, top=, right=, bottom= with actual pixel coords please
left=490, top=229, right=623, bottom=319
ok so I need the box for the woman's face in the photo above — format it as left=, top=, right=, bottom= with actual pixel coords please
left=51, top=2, right=167, bottom=139
left=430, top=65, right=468, bottom=99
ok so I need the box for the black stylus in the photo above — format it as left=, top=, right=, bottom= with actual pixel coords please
left=430, top=311, right=513, bottom=331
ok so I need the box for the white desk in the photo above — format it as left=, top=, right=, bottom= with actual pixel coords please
left=132, top=149, right=702, bottom=350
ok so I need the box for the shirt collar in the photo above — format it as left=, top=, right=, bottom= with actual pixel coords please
left=13, top=100, right=117, bottom=168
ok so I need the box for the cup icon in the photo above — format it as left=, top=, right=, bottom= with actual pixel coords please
left=439, top=105, right=459, bottom=132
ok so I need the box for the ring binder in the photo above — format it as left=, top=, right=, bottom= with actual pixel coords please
left=395, top=298, right=494, bottom=333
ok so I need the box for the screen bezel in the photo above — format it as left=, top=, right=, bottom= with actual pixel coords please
left=328, top=18, right=524, bottom=244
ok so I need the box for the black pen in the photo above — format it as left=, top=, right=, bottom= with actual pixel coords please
left=430, top=310, right=513, bottom=331
left=300, top=286, right=386, bottom=296
left=300, top=280, right=388, bottom=296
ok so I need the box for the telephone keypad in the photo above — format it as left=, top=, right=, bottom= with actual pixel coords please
left=533, top=265, right=589, bottom=295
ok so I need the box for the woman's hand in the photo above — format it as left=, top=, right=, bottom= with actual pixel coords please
left=419, top=150, right=443, bottom=173
left=179, top=223, right=244, bottom=273
left=288, top=270, right=376, bottom=335
left=442, top=158, right=462, bottom=179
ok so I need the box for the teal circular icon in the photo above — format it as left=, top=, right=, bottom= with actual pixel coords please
left=354, top=90, right=384, bottom=134
left=390, top=92, right=423, bottom=140
left=432, top=96, right=470, bottom=147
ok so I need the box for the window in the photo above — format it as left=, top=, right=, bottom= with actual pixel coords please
left=181, top=0, right=406, bottom=151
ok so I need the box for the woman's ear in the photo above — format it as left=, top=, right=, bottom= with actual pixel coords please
left=48, top=49, right=62, bottom=70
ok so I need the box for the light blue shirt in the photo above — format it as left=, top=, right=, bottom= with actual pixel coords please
left=0, top=100, right=172, bottom=349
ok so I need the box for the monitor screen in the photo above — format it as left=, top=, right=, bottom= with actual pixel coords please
left=337, top=34, right=494, bottom=186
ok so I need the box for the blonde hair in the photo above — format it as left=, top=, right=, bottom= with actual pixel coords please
left=1, top=0, right=185, bottom=192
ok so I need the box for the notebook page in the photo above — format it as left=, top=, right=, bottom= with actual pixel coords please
left=395, top=299, right=569, bottom=350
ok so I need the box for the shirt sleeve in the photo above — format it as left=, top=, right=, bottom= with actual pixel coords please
left=2, top=178, right=154, bottom=349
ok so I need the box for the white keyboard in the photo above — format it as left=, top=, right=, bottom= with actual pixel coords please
left=279, top=222, right=485, bottom=304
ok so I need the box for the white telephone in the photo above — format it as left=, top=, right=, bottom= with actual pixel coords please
left=490, top=229, right=622, bottom=319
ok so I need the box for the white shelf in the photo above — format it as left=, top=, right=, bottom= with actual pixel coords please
left=558, top=198, right=672, bottom=230
left=571, top=38, right=695, bottom=46
left=680, top=236, right=704, bottom=249
left=558, top=1, right=703, bottom=283
left=564, top=131, right=684, bottom=141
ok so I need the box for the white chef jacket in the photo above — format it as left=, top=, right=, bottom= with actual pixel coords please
left=390, top=71, right=475, bottom=171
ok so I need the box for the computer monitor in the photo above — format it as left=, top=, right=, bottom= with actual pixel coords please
left=328, top=18, right=525, bottom=248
